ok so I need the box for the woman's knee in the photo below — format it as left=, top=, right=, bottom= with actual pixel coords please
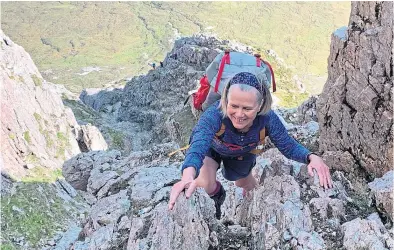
left=235, top=178, right=247, bottom=188
left=235, top=173, right=257, bottom=190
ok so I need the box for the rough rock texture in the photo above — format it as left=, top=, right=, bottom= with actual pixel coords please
left=75, top=124, right=108, bottom=152
left=246, top=175, right=323, bottom=250
left=62, top=140, right=342, bottom=250
left=317, top=2, right=393, bottom=177
left=368, top=170, right=394, bottom=221
left=79, top=87, right=123, bottom=113
left=342, top=213, right=393, bottom=249
left=0, top=30, right=81, bottom=179
left=297, top=95, right=319, bottom=124
left=127, top=192, right=215, bottom=250
left=75, top=35, right=230, bottom=153
left=63, top=150, right=121, bottom=191
left=1, top=172, right=14, bottom=195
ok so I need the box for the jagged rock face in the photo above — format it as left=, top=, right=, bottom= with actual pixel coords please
left=117, top=37, right=218, bottom=136
left=127, top=192, right=216, bottom=250
left=79, top=87, right=123, bottom=113
left=60, top=142, right=394, bottom=250
left=317, top=2, right=393, bottom=177
left=0, top=30, right=81, bottom=179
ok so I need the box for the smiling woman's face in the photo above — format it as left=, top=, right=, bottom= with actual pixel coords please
left=226, top=85, right=261, bottom=132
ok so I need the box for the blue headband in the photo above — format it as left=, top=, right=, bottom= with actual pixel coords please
left=228, top=72, right=263, bottom=95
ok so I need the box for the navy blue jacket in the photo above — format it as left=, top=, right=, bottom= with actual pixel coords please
left=182, top=101, right=311, bottom=177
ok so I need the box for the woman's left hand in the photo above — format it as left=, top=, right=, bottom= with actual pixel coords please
left=307, top=154, right=333, bottom=189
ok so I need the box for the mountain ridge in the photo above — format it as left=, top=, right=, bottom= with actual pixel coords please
left=1, top=2, right=350, bottom=94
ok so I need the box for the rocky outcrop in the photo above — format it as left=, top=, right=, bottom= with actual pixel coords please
left=62, top=150, right=121, bottom=191
left=58, top=133, right=394, bottom=250
left=317, top=2, right=393, bottom=177
left=117, top=35, right=221, bottom=140
left=79, top=87, right=123, bottom=113
left=341, top=213, right=394, bottom=249
left=297, top=95, right=319, bottom=124
left=0, top=30, right=114, bottom=249
left=75, top=124, right=108, bottom=152
left=0, top=30, right=81, bottom=179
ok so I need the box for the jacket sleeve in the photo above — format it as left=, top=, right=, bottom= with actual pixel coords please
left=181, top=102, right=222, bottom=177
left=266, top=110, right=311, bottom=164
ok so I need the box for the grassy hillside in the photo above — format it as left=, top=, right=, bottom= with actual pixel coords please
left=1, top=2, right=350, bottom=96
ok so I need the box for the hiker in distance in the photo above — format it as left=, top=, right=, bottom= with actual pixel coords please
left=168, top=72, right=333, bottom=219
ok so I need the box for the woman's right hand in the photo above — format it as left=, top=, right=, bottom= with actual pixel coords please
left=168, top=167, right=198, bottom=210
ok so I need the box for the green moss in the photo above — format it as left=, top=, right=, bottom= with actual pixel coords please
left=55, top=147, right=65, bottom=159
left=56, top=132, right=67, bottom=142
left=23, top=131, right=31, bottom=144
left=43, top=130, right=54, bottom=148
left=21, top=166, right=63, bottom=183
left=0, top=243, right=16, bottom=250
left=1, top=183, right=70, bottom=248
left=8, top=133, right=15, bottom=140
left=31, top=74, right=42, bottom=87
left=55, top=132, right=69, bottom=160
left=37, top=121, right=53, bottom=148
left=33, top=112, right=42, bottom=122
left=25, top=153, right=39, bottom=165
left=107, top=128, right=125, bottom=149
